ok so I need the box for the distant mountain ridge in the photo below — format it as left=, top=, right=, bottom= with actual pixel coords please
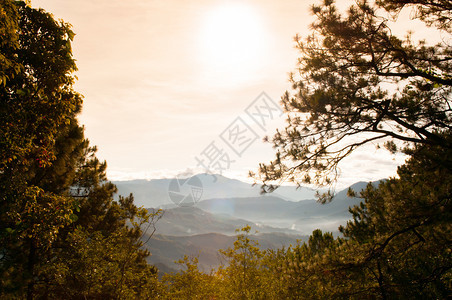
left=195, top=181, right=377, bottom=234
left=138, top=179, right=383, bottom=274
left=149, top=205, right=301, bottom=236
left=114, top=173, right=319, bottom=207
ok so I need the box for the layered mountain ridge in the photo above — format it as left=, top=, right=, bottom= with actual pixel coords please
left=115, top=175, right=382, bottom=273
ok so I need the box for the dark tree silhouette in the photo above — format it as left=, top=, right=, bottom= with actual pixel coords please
left=254, top=0, right=451, bottom=199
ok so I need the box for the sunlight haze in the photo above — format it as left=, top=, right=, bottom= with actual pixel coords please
left=31, top=0, right=410, bottom=188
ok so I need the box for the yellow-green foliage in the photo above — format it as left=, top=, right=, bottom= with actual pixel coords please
left=162, top=144, right=451, bottom=299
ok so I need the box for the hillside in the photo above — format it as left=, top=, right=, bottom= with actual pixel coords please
left=143, top=232, right=305, bottom=272
left=136, top=177, right=382, bottom=273
left=151, top=205, right=301, bottom=236
left=197, top=181, right=378, bottom=234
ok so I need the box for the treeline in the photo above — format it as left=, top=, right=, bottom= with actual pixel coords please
left=1, top=0, right=450, bottom=299
left=156, top=145, right=451, bottom=299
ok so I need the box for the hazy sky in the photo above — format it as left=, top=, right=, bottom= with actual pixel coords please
left=32, top=0, right=410, bottom=188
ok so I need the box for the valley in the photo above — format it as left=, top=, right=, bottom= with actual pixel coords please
left=115, top=175, right=378, bottom=273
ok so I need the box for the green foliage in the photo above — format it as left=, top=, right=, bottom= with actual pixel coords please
left=21, top=139, right=163, bottom=299
left=161, top=155, right=451, bottom=298
left=246, top=1, right=451, bottom=298
left=273, top=230, right=340, bottom=299
left=338, top=144, right=451, bottom=298
left=255, top=0, right=451, bottom=190
left=0, top=1, right=83, bottom=297
left=278, top=144, right=451, bottom=299
left=161, top=255, right=220, bottom=299
left=159, top=226, right=282, bottom=299
left=0, top=1, right=162, bottom=298
left=39, top=206, right=162, bottom=299
left=217, top=226, right=266, bottom=299
left=0, top=0, right=82, bottom=172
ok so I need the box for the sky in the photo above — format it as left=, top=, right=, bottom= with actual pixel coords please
left=31, top=0, right=411, bottom=188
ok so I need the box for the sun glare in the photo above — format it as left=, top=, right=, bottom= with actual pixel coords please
left=197, top=3, right=267, bottom=86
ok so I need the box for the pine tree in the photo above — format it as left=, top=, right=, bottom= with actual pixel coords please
left=255, top=0, right=451, bottom=195
left=280, top=144, right=451, bottom=299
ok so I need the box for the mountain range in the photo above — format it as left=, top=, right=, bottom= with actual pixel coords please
left=196, top=181, right=371, bottom=234
left=114, top=174, right=382, bottom=273
left=113, top=173, right=319, bottom=208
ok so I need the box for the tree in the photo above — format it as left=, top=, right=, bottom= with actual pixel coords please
left=279, top=144, right=451, bottom=299
left=277, top=230, right=344, bottom=299
left=0, top=2, right=162, bottom=298
left=161, top=255, right=220, bottom=299
left=31, top=140, right=162, bottom=299
left=255, top=0, right=451, bottom=195
left=251, top=1, right=451, bottom=297
left=217, top=226, right=266, bottom=299
left=376, top=0, right=452, bottom=33
left=0, top=1, right=83, bottom=297
left=39, top=196, right=162, bottom=299
left=336, top=144, right=451, bottom=298
left=0, top=0, right=82, bottom=172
